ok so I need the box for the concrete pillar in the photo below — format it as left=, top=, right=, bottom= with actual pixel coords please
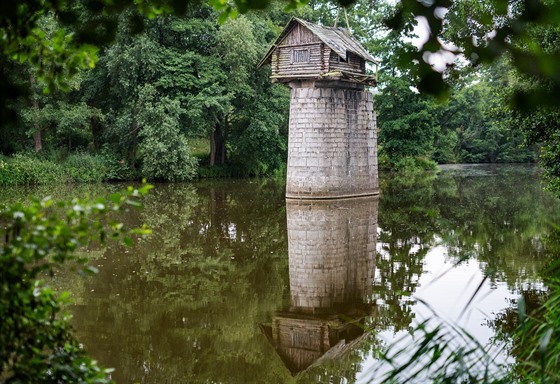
left=286, top=81, right=379, bottom=199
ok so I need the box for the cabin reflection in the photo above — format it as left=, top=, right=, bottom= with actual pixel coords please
left=262, top=197, right=378, bottom=375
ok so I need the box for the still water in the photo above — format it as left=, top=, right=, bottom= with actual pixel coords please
left=6, top=164, right=560, bottom=383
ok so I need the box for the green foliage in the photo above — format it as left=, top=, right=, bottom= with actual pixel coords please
left=0, top=153, right=66, bottom=185
left=490, top=250, right=560, bottom=383
left=376, top=77, right=439, bottom=164
left=376, top=59, right=537, bottom=170
left=372, top=164, right=560, bottom=383
left=0, top=183, right=152, bottom=383
left=136, top=85, right=198, bottom=182
left=20, top=101, right=103, bottom=152
left=75, top=9, right=289, bottom=178
left=540, top=136, right=560, bottom=196
left=0, top=152, right=118, bottom=185
left=1, top=0, right=560, bottom=185
left=376, top=76, right=443, bottom=170
left=2, top=3, right=294, bottom=180
left=383, top=0, right=560, bottom=108
left=95, top=147, right=135, bottom=181
left=385, top=0, right=560, bottom=190
left=65, top=152, right=110, bottom=183
left=393, top=156, right=438, bottom=174
left=228, top=93, right=289, bottom=176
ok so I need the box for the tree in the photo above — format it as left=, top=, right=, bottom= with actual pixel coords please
left=393, top=0, right=560, bottom=190
left=136, top=85, right=198, bottom=181
left=72, top=6, right=290, bottom=178
left=375, top=76, right=440, bottom=168
left=221, top=12, right=290, bottom=175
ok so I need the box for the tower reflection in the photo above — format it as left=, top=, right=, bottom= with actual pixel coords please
left=262, top=197, right=378, bottom=375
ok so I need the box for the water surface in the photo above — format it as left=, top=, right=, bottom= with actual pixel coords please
left=5, top=164, right=560, bottom=383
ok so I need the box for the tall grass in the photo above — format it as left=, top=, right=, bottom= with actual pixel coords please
left=0, top=152, right=117, bottom=185
left=371, top=301, right=512, bottom=384
left=370, top=256, right=560, bottom=384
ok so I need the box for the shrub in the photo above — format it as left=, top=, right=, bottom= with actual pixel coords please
left=381, top=156, right=439, bottom=175
left=136, top=85, right=198, bottom=182
left=66, top=152, right=109, bottom=183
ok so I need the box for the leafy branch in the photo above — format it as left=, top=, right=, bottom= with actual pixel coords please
left=0, top=181, right=152, bottom=383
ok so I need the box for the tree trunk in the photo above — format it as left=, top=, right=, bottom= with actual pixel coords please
left=210, top=131, right=216, bottom=166
left=220, top=123, right=227, bottom=165
left=210, top=122, right=226, bottom=166
left=33, top=130, right=42, bottom=153
left=90, top=116, right=102, bottom=151
left=30, top=75, right=42, bottom=153
left=128, top=101, right=141, bottom=169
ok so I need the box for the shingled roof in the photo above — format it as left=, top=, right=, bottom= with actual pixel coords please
left=258, top=17, right=379, bottom=68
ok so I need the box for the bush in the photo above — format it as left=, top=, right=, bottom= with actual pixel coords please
left=66, top=152, right=109, bottom=183
left=94, top=147, right=136, bottom=181
left=379, top=155, right=438, bottom=175
left=137, top=85, right=198, bottom=182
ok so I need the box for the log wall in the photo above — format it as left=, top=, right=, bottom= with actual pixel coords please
left=272, top=43, right=324, bottom=77
left=328, top=51, right=365, bottom=73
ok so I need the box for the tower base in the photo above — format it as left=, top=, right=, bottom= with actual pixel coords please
left=286, top=81, right=379, bottom=199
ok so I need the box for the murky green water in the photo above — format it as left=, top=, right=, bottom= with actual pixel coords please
left=3, top=164, right=560, bottom=383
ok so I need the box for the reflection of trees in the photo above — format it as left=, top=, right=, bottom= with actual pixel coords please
left=59, top=180, right=294, bottom=384
left=488, top=287, right=548, bottom=380
left=488, top=230, right=560, bottom=380
left=375, top=172, right=438, bottom=332
left=433, top=165, right=560, bottom=288
left=374, top=165, right=560, bottom=334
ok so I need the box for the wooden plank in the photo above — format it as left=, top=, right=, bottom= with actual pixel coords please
left=320, top=43, right=326, bottom=72
left=279, top=41, right=324, bottom=48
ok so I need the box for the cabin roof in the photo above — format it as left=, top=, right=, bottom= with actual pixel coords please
left=258, top=17, right=380, bottom=68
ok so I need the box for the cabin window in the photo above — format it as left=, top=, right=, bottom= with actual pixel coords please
left=291, top=49, right=310, bottom=63
left=333, top=55, right=348, bottom=63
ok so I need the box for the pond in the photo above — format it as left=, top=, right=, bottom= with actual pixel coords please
left=4, top=164, right=560, bottom=383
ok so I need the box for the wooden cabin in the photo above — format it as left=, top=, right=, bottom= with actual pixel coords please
left=258, top=17, right=379, bottom=86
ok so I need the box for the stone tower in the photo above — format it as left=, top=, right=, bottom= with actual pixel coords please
left=258, top=18, right=379, bottom=199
